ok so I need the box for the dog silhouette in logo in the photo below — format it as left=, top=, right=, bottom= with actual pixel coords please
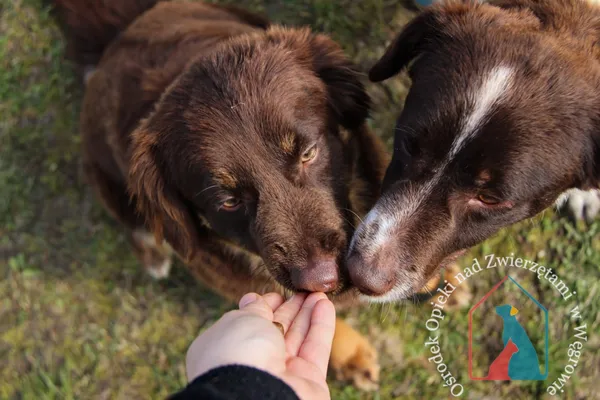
left=495, top=304, right=544, bottom=380
left=486, top=338, right=518, bottom=380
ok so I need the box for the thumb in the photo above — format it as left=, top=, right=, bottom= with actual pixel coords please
left=238, top=293, right=274, bottom=321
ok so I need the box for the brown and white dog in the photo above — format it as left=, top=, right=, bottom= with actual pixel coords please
left=49, top=0, right=391, bottom=389
left=347, top=0, right=600, bottom=302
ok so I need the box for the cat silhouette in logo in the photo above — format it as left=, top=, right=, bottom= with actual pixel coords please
left=486, top=338, right=518, bottom=380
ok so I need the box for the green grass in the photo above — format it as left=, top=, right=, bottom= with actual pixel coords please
left=1, top=0, right=599, bottom=399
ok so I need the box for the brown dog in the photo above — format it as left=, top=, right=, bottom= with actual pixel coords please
left=347, top=0, right=600, bottom=302
left=50, top=0, right=390, bottom=389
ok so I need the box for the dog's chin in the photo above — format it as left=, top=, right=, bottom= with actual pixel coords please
left=358, top=249, right=468, bottom=304
left=291, top=282, right=353, bottom=297
left=327, top=282, right=355, bottom=297
left=272, top=273, right=352, bottom=297
left=267, top=257, right=352, bottom=296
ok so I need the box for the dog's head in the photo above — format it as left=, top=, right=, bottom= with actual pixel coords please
left=347, top=1, right=600, bottom=302
left=128, top=28, right=370, bottom=293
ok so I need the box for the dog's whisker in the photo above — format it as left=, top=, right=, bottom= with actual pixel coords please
left=423, top=285, right=433, bottom=297
left=402, top=301, right=408, bottom=324
left=381, top=301, right=392, bottom=323
left=341, top=215, right=356, bottom=229
left=343, top=208, right=364, bottom=225
left=395, top=125, right=417, bottom=137
left=195, top=185, right=219, bottom=197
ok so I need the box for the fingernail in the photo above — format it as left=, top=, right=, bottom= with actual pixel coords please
left=239, top=293, right=259, bottom=308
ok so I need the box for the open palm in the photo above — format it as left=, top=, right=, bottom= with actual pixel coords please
left=186, top=292, right=336, bottom=400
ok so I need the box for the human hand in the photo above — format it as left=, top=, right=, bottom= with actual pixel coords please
left=186, top=292, right=336, bottom=400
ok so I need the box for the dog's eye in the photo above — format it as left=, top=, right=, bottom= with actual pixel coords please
left=477, top=194, right=501, bottom=205
left=469, top=194, right=513, bottom=209
left=301, top=145, right=318, bottom=164
left=221, top=198, right=241, bottom=211
left=403, top=135, right=419, bottom=157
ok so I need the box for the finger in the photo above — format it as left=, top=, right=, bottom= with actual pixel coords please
left=239, top=292, right=259, bottom=308
left=284, top=292, right=328, bottom=357
left=285, top=357, right=330, bottom=396
left=272, top=293, right=307, bottom=334
left=297, top=299, right=336, bottom=377
left=238, top=294, right=274, bottom=321
left=262, top=292, right=285, bottom=311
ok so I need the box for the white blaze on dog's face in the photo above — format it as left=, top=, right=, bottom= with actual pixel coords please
left=347, top=1, right=600, bottom=302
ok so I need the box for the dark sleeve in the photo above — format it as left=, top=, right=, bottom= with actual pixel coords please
left=168, top=365, right=300, bottom=400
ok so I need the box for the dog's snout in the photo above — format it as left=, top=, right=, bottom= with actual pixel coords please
left=291, top=255, right=339, bottom=292
left=347, top=251, right=396, bottom=296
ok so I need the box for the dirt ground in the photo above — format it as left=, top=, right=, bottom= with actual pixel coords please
left=1, top=0, right=599, bottom=399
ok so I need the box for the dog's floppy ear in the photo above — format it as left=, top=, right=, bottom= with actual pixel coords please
left=128, top=105, right=200, bottom=261
left=309, top=34, right=370, bottom=129
left=369, top=3, right=539, bottom=82
left=369, top=9, right=442, bottom=83
left=265, top=28, right=369, bottom=129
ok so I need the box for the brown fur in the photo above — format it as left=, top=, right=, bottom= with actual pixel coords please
left=60, top=0, right=390, bottom=295
left=50, top=0, right=389, bottom=387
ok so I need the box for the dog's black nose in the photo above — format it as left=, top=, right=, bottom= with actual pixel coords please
left=291, top=255, right=339, bottom=292
left=347, top=251, right=395, bottom=296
